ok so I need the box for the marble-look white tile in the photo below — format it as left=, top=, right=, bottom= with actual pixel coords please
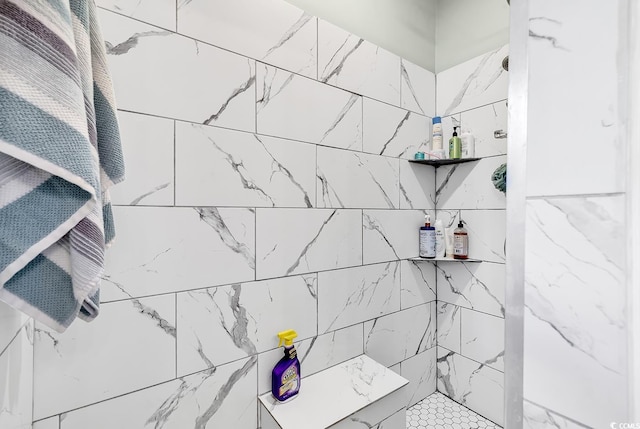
left=400, top=260, right=436, bottom=309
left=100, top=9, right=255, bottom=131
left=435, top=156, right=507, bottom=210
left=177, top=274, right=317, bottom=376
left=364, top=303, right=436, bottom=367
left=60, top=357, right=257, bottom=429
left=256, top=64, right=362, bottom=150
left=363, top=98, right=429, bottom=159
left=524, top=196, right=627, bottom=428
left=256, top=208, right=362, bottom=279
left=526, top=0, right=624, bottom=196
left=318, top=262, right=400, bottom=333
left=437, top=303, right=461, bottom=353
left=0, top=320, right=33, bottom=429
left=460, top=102, right=508, bottom=158
left=329, top=388, right=407, bottom=429
left=177, top=0, right=317, bottom=78
left=401, top=60, right=436, bottom=117
left=400, top=347, right=437, bottom=407
left=523, top=400, right=588, bottom=429
left=175, top=122, right=315, bottom=208
left=260, top=406, right=282, bottom=429
left=436, top=44, right=509, bottom=116
left=257, top=324, right=364, bottom=394
left=317, top=147, right=399, bottom=209
left=318, top=20, right=401, bottom=106
left=461, top=309, right=504, bottom=371
left=33, top=296, right=176, bottom=419
left=0, top=302, right=29, bottom=354
left=260, top=355, right=408, bottom=429
left=110, top=111, right=174, bottom=206
left=436, top=262, right=505, bottom=318
left=97, top=0, right=176, bottom=30
left=102, top=207, right=255, bottom=300
left=437, top=210, right=506, bottom=263
left=437, top=348, right=504, bottom=426
left=377, top=409, right=407, bottom=429
left=363, top=210, right=431, bottom=264
left=399, top=161, right=436, bottom=209
left=33, top=417, right=59, bottom=429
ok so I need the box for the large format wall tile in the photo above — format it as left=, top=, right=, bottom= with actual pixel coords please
left=175, top=122, right=316, bottom=208
left=177, top=274, right=317, bottom=376
left=523, top=400, right=588, bottom=429
left=401, top=60, right=436, bottom=117
left=401, top=347, right=437, bottom=407
left=399, top=161, right=436, bottom=209
left=256, top=64, right=362, bottom=150
left=318, top=262, right=400, bottom=333
left=400, top=260, right=436, bottom=309
left=461, top=309, right=504, bottom=371
left=0, top=302, right=29, bottom=354
left=97, top=0, right=176, bottom=30
left=437, top=210, right=506, bottom=263
left=60, top=357, right=258, bottom=429
left=100, top=10, right=256, bottom=131
left=436, top=262, right=505, bottom=318
left=256, top=208, right=362, bottom=279
left=435, top=156, right=507, bottom=210
left=436, top=44, right=509, bottom=116
left=437, top=348, right=504, bottom=426
left=363, top=98, right=430, bottom=159
left=317, top=147, right=399, bottom=209
left=437, top=303, right=461, bottom=353
left=33, top=417, right=58, bottom=429
left=256, top=324, right=363, bottom=394
left=103, top=207, right=255, bottom=300
left=524, top=196, right=627, bottom=427
left=110, top=111, right=174, bottom=206
left=177, top=0, right=317, bottom=78
left=0, top=319, right=33, bottom=429
left=318, top=20, right=401, bottom=105
left=526, top=0, right=624, bottom=196
left=362, top=210, right=429, bottom=264
left=364, top=303, right=435, bottom=367
left=33, top=296, right=176, bottom=419
left=460, top=102, right=508, bottom=158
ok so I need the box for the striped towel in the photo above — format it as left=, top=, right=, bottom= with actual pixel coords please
left=0, top=0, right=124, bottom=332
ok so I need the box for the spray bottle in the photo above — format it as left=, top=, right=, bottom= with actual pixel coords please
left=272, top=330, right=301, bottom=402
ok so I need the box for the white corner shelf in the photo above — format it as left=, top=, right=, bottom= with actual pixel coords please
left=408, top=257, right=482, bottom=263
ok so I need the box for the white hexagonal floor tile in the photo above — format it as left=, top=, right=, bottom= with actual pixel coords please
left=406, top=392, right=501, bottom=428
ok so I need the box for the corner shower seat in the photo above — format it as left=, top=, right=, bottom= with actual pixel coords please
left=259, top=354, right=409, bottom=429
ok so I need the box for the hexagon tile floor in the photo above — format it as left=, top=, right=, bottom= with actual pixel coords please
left=407, top=392, right=502, bottom=429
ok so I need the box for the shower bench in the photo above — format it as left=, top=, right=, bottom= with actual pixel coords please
left=259, top=354, right=409, bottom=429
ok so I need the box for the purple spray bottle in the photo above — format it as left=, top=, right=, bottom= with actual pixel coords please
left=272, top=330, right=301, bottom=402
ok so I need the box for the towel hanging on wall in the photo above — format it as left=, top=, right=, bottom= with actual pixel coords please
left=0, top=0, right=124, bottom=332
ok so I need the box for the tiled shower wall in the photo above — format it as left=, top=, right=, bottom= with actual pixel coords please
left=434, top=45, right=509, bottom=426
left=521, top=1, right=630, bottom=427
left=1, top=0, right=443, bottom=428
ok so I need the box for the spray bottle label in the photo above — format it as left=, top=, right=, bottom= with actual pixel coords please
left=279, top=365, right=299, bottom=396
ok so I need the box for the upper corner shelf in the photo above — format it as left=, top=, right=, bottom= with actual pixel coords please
left=408, top=257, right=482, bottom=263
left=409, top=158, right=480, bottom=167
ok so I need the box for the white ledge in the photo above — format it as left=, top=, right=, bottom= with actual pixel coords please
left=259, top=355, right=409, bottom=429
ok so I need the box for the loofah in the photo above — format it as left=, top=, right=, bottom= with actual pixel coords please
left=492, top=163, right=507, bottom=193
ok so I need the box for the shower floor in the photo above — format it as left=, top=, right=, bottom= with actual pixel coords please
left=406, top=392, right=501, bottom=429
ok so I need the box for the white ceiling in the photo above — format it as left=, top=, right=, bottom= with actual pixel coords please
left=284, top=0, right=509, bottom=73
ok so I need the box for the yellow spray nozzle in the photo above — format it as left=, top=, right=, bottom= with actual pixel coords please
left=277, top=330, right=298, bottom=347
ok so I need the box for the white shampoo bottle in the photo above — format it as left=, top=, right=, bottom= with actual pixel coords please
left=435, top=219, right=445, bottom=258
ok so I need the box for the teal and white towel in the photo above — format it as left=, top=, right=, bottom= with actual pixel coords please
left=0, top=0, right=124, bottom=332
